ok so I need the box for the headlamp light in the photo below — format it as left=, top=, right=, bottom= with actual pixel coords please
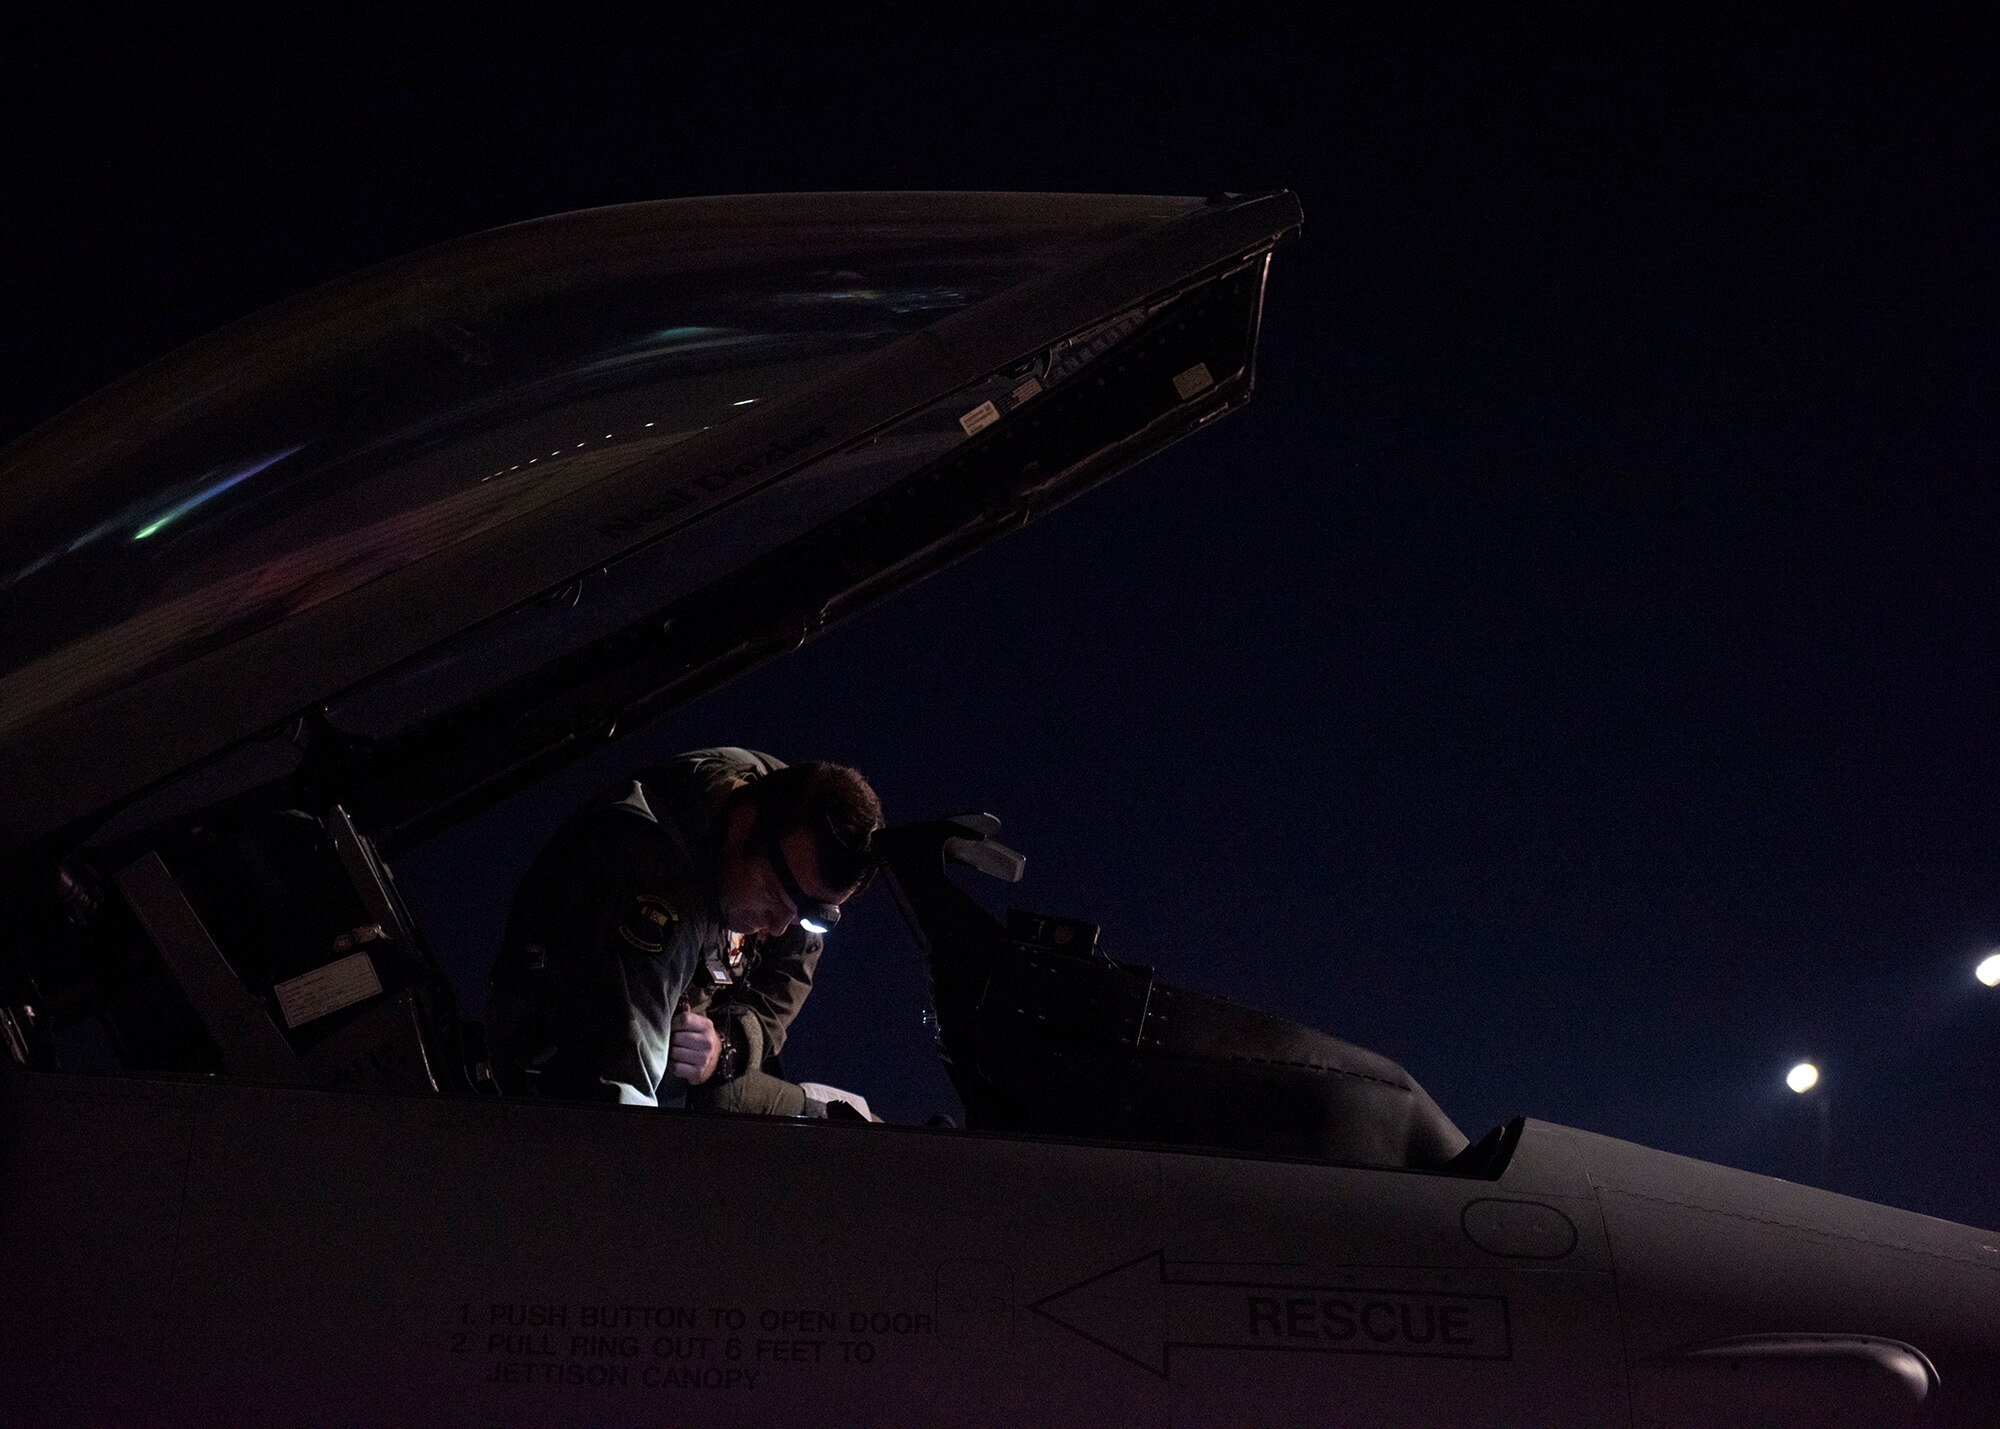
left=766, top=833, right=841, bottom=934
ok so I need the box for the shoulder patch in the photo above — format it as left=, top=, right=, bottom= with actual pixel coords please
left=616, top=892, right=681, bottom=953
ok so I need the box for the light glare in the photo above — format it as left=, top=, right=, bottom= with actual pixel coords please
left=131, top=445, right=303, bottom=540
left=1786, top=1062, right=1819, bottom=1094
left=1977, top=953, right=2000, bottom=987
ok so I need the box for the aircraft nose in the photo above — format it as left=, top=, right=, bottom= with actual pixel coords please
left=1574, top=1128, right=2000, bottom=1426
left=1918, top=1231, right=2000, bottom=1424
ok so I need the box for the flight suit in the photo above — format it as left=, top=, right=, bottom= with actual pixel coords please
left=487, top=747, right=822, bottom=1111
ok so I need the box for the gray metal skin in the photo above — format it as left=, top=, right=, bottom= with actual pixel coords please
left=3, top=1067, right=1993, bottom=1427
left=4, top=193, right=1997, bottom=1425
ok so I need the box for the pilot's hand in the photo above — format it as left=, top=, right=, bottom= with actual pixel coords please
left=669, top=1009, right=722, bottom=1085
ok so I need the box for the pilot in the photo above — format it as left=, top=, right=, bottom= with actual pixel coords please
left=486, top=747, right=882, bottom=1113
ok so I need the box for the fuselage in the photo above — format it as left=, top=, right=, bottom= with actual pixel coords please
left=3, top=1068, right=1989, bottom=1426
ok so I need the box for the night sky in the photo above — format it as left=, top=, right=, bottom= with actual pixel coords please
left=6, top=13, right=1996, bottom=1227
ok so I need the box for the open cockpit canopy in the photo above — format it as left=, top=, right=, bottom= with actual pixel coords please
left=0, top=191, right=1299, bottom=857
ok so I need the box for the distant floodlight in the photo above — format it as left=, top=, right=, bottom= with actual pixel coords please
left=1786, top=1062, right=1820, bottom=1094
left=1978, top=953, right=2000, bottom=987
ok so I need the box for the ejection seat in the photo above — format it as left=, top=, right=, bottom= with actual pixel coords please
left=873, top=815, right=1468, bottom=1169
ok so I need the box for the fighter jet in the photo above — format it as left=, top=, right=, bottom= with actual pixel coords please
left=0, top=192, right=1992, bottom=1426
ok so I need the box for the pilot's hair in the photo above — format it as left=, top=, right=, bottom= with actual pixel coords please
left=735, top=762, right=882, bottom=892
